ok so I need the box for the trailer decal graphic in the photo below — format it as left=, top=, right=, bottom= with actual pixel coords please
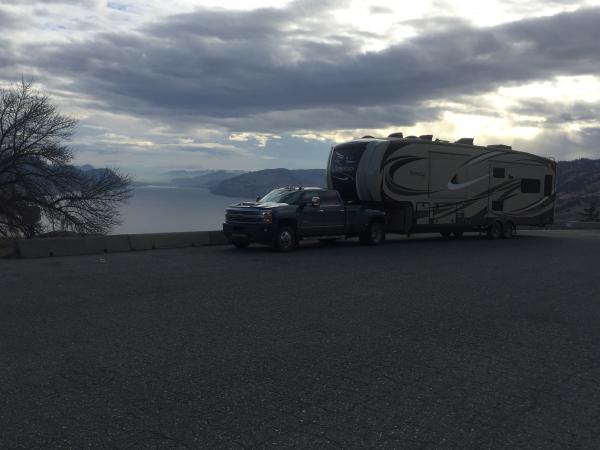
left=383, top=156, right=431, bottom=197
left=447, top=174, right=488, bottom=191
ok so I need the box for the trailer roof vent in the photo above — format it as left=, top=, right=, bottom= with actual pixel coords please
left=405, top=135, right=419, bottom=139
left=435, top=138, right=450, bottom=143
left=388, top=132, right=403, bottom=138
left=419, top=134, right=433, bottom=141
left=488, top=144, right=513, bottom=150
left=361, top=135, right=375, bottom=139
left=455, top=137, right=474, bottom=145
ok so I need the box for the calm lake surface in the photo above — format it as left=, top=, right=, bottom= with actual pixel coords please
left=112, top=186, right=250, bottom=234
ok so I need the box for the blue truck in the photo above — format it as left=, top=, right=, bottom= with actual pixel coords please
left=223, top=187, right=386, bottom=251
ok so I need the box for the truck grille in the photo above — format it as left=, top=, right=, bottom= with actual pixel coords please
left=226, top=212, right=263, bottom=223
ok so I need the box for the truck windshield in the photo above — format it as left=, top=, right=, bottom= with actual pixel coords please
left=259, top=189, right=302, bottom=204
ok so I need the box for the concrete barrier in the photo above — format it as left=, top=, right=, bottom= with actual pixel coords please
left=14, top=230, right=230, bottom=258
left=521, top=222, right=600, bottom=230
left=0, top=238, right=18, bottom=258
left=208, top=230, right=229, bottom=245
left=562, top=221, right=600, bottom=230
left=128, top=231, right=211, bottom=251
left=18, top=235, right=131, bottom=258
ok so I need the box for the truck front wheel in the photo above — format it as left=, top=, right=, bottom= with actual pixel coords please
left=274, top=226, right=296, bottom=252
left=360, top=221, right=385, bottom=246
left=232, top=241, right=250, bottom=249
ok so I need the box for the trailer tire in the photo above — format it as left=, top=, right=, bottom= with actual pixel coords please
left=502, top=222, right=514, bottom=239
left=273, top=226, right=296, bottom=252
left=487, top=221, right=503, bottom=240
left=360, top=221, right=385, bottom=246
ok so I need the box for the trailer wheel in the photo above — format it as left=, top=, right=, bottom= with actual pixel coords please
left=440, top=231, right=451, bottom=238
left=487, top=221, right=503, bottom=240
left=502, top=222, right=514, bottom=239
left=274, top=226, right=296, bottom=252
left=360, top=221, right=385, bottom=246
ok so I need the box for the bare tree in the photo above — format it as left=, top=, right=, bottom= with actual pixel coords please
left=0, top=81, right=131, bottom=238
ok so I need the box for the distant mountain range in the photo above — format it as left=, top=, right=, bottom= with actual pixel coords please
left=169, top=170, right=246, bottom=189
left=211, top=169, right=326, bottom=197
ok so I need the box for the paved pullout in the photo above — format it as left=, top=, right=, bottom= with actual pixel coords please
left=1, top=230, right=600, bottom=448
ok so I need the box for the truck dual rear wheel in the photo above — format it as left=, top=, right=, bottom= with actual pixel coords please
left=360, top=221, right=385, bottom=246
left=487, top=221, right=503, bottom=240
left=274, top=226, right=296, bottom=252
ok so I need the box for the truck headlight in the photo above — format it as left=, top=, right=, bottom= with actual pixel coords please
left=262, top=210, right=272, bottom=223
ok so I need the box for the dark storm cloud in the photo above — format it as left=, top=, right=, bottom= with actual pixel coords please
left=8, top=5, right=600, bottom=132
left=10, top=0, right=99, bottom=4
left=512, top=100, right=600, bottom=125
left=0, top=7, right=18, bottom=28
left=369, top=6, right=393, bottom=14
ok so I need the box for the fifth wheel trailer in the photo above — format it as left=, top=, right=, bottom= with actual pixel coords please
left=327, top=134, right=556, bottom=239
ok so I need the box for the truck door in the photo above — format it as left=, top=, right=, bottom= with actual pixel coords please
left=320, top=190, right=346, bottom=234
left=299, top=190, right=325, bottom=236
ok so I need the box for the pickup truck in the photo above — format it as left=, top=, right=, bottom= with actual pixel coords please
left=222, top=187, right=386, bottom=251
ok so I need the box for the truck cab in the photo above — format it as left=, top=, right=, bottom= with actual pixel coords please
left=223, top=187, right=385, bottom=251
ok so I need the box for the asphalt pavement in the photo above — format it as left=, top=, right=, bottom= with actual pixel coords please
left=1, top=230, right=600, bottom=448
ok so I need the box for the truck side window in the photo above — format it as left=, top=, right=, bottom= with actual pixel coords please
left=544, top=175, right=553, bottom=196
left=302, top=191, right=319, bottom=203
left=521, top=179, right=540, bottom=193
left=319, top=191, right=341, bottom=206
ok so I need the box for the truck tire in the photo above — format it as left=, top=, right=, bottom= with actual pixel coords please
left=232, top=241, right=250, bottom=249
left=440, top=231, right=451, bottom=238
left=487, top=221, right=503, bottom=240
left=502, top=222, right=514, bottom=239
left=360, top=221, right=385, bottom=246
left=274, top=226, right=296, bottom=252
left=453, top=231, right=464, bottom=238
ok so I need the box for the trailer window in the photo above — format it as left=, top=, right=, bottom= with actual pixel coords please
left=493, top=168, right=505, bottom=178
left=544, top=175, right=553, bottom=196
left=492, top=200, right=504, bottom=211
left=521, top=179, right=540, bottom=193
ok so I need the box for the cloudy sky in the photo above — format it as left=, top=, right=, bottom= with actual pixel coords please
left=1, top=0, right=600, bottom=179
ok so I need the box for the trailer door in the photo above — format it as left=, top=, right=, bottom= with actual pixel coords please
left=488, top=162, right=543, bottom=217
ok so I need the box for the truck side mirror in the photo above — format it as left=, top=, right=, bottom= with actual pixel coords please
left=311, top=196, right=320, bottom=207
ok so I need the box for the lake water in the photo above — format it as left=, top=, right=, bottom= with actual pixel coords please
left=112, top=186, right=250, bottom=234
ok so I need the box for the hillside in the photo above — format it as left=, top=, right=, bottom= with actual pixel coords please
left=170, top=170, right=245, bottom=189
left=211, top=168, right=326, bottom=198
left=555, top=159, right=600, bottom=221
